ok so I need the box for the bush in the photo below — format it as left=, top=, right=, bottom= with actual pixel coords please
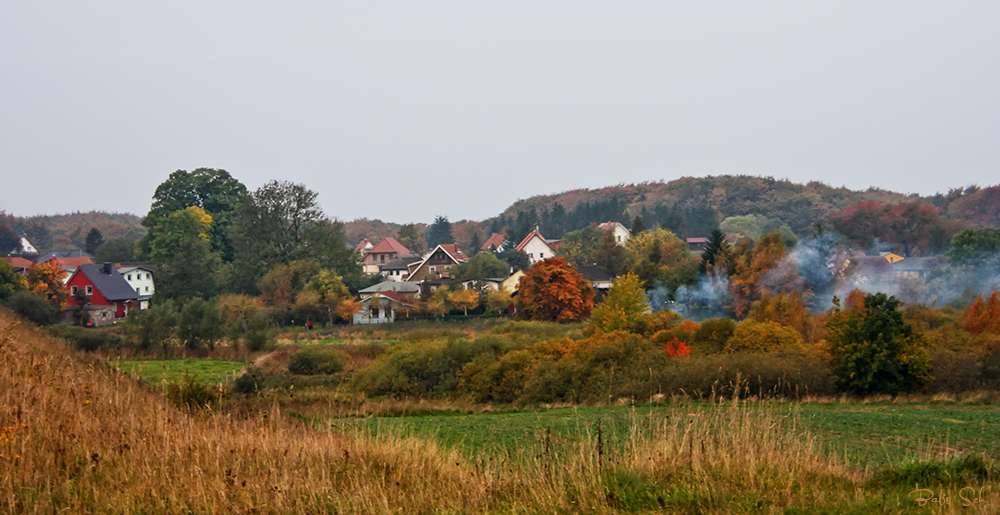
left=232, top=366, right=262, bottom=394
left=288, top=348, right=347, bottom=375
left=692, top=317, right=736, bottom=353
left=46, top=324, right=124, bottom=352
left=4, top=291, right=59, bottom=326
left=726, top=320, right=803, bottom=353
left=165, top=372, right=220, bottom=411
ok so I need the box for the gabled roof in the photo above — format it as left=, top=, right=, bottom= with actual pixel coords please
left=599, top=222, right=630, bottom=233
left=2, top=256, right=34, bottom=269
left=437, top=244, right=468, bottom=262
left=116, top=262, right=158, bottom=274
left=481, top=232, right=507, bottom=251
left=38, top=249, right=92, bottom=262
left=380, top=256, right=422, bottom=271
left=369, top=237, right=411, bottom=256
left=54, top=257, right=94, bottom=268
left=359, top=280, right=422, bottom=295
left=354, top=239, right=373, bottom=253
left=851, top=256, right=893, bottom=275
left=686, top=237, right=709, bottom=244
left=74, top=264, right=140, bottom=301
left=515, top=229, right=548, bottom=252
left=362, top=291, right=417, bottom=307
left=578, top=265, right=614, bottom=283
left=893, top=257, right=931, bottom=272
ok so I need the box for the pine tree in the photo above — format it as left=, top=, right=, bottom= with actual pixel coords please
left=631, top=215, right=645, bottom=235
left=700, top=228, right=728, bottom=274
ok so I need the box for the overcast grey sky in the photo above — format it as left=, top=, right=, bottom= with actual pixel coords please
left=2, top=1, right=998, bottom=223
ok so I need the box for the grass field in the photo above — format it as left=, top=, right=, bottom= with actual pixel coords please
left=113, top=358, right=248, bottom=386
left=334, top=402, right=1000, bottom=470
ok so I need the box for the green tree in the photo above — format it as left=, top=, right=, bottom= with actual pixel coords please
left=631, top=215, right=645, bottom=235
left=949, top=227, right=1000, bottom=265
left=0, top=259, right=27, bottom=302
left=452, top=252, right=511, bottom=280
left=700, top=228, right=728, bottom=274
left=95, top=237, right=137, bottom=263
left=426, top=215, right=454, bottom=247
left=826, top=293, right=932, bottom=396
left=500, top=249, right=530, bottom=272
left=84, top=227, right=105, bottom=255
left=623, top=228, right=700, bottom=291
left=467, top=230, right=484, bottom=256
left=141, top=168, right=248, bottom=261
left=230, top=181, right=329, bottom=293
left=591, top=228, right=627, bottom=275
left=588, top=272, right=647, bottom=334
left=0, top=225, right=20, bottom=255
left=396, top=223, right=427, bottom=256
left=556, top=225, right=603, bottom=267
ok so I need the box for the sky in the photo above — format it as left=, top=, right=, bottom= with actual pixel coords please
left=2, top=1, right=998, bottom=224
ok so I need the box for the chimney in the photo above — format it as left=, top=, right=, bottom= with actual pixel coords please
left=102, top=262, right=114, bottom=274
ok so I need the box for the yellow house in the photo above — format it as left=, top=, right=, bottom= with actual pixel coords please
left=500, top=270, right=524, bottom=295
left=881, top=252, right=905, bottom=264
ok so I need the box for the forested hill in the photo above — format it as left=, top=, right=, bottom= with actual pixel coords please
left=482, top=175, right=999, bottom=241
left=0, top=211, right=145, bottom=253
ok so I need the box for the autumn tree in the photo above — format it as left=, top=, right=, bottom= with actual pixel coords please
left=749, top=292, right=823, bottom=342
left=729, top=231, right=788, bottom=318
left=26, top=259, right=69, bottom=308
left=725, top=320, right=804, bottom=353
left=964, top=291, right=1000, bottom=335
left=588, top=272, right=647, bottom=334
left=699, top=228, right=728, bottom=274
left=826, top=292, right=932, bottom=395
left=515, top=257, right=594, bottom=322
left=450, top=288, right=480, bottom=316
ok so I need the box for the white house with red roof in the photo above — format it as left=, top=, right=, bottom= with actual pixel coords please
left=599, top=222, right=632, bottom=246
left=515, top=228, right=556, bottom=265
left=362, top=237, right=412, bottom=275
left=480, top=232, right=509, bottom=253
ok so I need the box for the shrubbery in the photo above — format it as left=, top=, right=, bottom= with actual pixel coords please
left=288, top=348, right=347, bottom=375
left=4, top=292, right=59, bottom=326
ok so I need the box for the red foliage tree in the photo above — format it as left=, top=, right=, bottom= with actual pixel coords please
left=965, top=291, right=1000, bottom=335
left=515, top=257, right=594, bottom=322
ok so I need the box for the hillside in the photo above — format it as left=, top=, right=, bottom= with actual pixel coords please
left=0, top=211, right=145, bottom=253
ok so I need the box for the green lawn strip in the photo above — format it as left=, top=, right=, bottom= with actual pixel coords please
left=790, top=404, right=1000, bottom=467
left=333, top=403, right=1000, bottom=471
left=113, top=359, right=249, bottom=387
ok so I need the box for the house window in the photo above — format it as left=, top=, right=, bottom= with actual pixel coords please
left=145, top=286, right=149, bottom=292
left=70, top=286, right=77, bottom=295
left=85, top=285, right=93, bottom=296
left=146, top=273, right=150, bottom=279
left=127, top=274, right=132, bottom=281
left=529, top=253, right=534, bottom=259
left=539, top=253, right=544, bottom=258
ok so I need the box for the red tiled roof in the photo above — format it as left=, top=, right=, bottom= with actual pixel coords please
left=438, top=244, right=468, bottom=262
left=2, top=257, right=34, bottom=269
left=515, top=230, right=545, bottom=252
left=369, top=237, right=410, bottom=256
left=548, top=241, right=563, bottom=251
left=354, top=239, right=371, bottom=253
left=686, top=237, right=709, bottom=244
left=481, top=232, right=506, bottom=251
left=53, top=257, right=94, bottom=268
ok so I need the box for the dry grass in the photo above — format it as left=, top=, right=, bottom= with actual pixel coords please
left=3, top=311, right=996, bottom=513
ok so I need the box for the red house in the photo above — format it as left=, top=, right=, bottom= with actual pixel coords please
left=66, top=263, right=140, bottom=326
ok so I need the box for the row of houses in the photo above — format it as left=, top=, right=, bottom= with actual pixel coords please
left=4, top=249, right=157, bottom=326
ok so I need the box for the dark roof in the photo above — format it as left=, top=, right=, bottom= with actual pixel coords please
left=359, top=281, right=421, bottom=294
left=425, top=276, right=458, bottom=286
left=851, top=256, right=893, bottom=275
left=37, top=249, right=92, bottom=262
left=76, top=264, right=140, bottom=301
left=380, top=256, right=422, bottom=271
left=893, top=258, right=931, bottom=272
left=577, top=265, right=614, bottom=283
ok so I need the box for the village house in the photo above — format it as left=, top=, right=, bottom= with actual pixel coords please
left=515, top=228, right=556, bottom=265
left=353, top=291, right=417, bottom=325
left=379, top=256, right=422, bottom=282
left=65, top=263, right=140, bottom=326
left=362, top=237, right=412, bottom=275
left=405, top=244, right=469, bottom=282
left=686, top=237, right=709, bottom=252
left=599, top=222, right=632, bottom=246
left=117, top=263, right=156, bottom=309
left=480, top=232, right=509, bottom=253
left=2, top=256, right=33, bottom=275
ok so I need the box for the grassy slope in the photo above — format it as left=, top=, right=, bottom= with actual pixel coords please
left=113, top=358, right=248, bottom=386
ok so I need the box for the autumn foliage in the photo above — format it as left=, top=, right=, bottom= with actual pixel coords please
left=26, top=259, right=68, bottom=308
left=515, top=257, right=594, bottom=322
left=964, top=291, right=1000, bottom=335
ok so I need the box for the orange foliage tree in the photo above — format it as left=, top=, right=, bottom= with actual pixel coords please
left=515, top=257, right=594, bottom=322
left=965, top=291, right=1000, bottom=334
left=749, top=292, right=824, bottom=342
left=730, top=232, right=788, bottom=317
left=26, top=259, right=68, bottom=308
